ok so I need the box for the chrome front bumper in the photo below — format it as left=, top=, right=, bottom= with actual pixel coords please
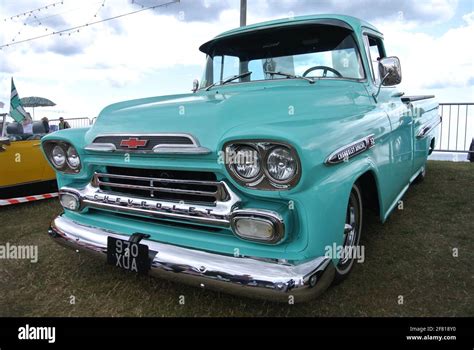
left=49, top=215, right=335, bottom=302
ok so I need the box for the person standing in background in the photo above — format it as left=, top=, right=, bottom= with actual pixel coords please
left=22, top=113, right=33, bottom=133
left=41, top=117, right=50, bottom=133
left=58, top=117, right=71, bottom=130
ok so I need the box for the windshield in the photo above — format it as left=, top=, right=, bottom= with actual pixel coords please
left=200, top=23, right=365, bottom=89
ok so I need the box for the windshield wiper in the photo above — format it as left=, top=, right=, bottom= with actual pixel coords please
left=206, top=71, right=253, bottom=91
left=264, top=70, right=315, bottom=84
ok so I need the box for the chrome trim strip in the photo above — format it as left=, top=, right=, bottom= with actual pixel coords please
left=417, top=116, right=442, bottom=139
left=49, top=215, right=334, bottom=302
left=94, top=133, right=200, bottom=146
left=84, top=143, right=116, bottom=152
left=325, top=134, right=375, bottom=165
left=83, top=198, right=231, bottom=227
left=85, top=133, right=211, bottom=154
left=153, top=145, right=211, bottom=155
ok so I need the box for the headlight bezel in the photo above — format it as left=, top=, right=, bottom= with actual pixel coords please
left=51, top=145, right=67, bottom=168
left=227, top=144, right=262, bottom=183
left=43, top=140, right=82, bottom=174
left=265, top=146, right=298, bottom=184
left=223, top=140, right=301, bottom=190
left=66, top=145, right=81, bottom=170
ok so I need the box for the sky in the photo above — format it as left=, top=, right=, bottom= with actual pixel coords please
left=0, top=0, right=473, bottom=120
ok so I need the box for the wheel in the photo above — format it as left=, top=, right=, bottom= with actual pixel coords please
left=414, top=166, right=426, bottom=184
left=333, top=183, right=363, bottom=284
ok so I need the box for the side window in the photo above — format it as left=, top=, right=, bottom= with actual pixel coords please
left=364, top=34, right=386, bottom=84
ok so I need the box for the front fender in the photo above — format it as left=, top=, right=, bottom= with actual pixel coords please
left=279, top=152, right=380, bottom=263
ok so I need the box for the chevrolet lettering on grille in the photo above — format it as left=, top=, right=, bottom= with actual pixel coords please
left=92, top=194, right=215, bottom=215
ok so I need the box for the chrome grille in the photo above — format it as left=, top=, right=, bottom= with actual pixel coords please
left=93, top=134, right=193, bottom=151
left=93, top=167, right=229, bottom=205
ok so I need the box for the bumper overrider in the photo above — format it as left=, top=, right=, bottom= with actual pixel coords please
left=49, top=215, right=335, bottom=302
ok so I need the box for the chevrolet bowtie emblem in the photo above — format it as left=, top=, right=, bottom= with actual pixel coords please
left=120, top=137, right=148, bottom=149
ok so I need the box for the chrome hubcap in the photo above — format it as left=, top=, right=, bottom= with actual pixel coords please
left=340, top=203, right=357, bottom=265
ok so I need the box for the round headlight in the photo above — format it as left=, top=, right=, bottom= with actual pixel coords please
left=66, top=146, right=81, bottom=169
left=266, top=147, right=297, bottom=182
left=231, top=146, right=261, bottom=180
left=51, top=145, right=66, bottom=168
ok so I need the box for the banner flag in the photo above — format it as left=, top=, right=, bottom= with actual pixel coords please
left=10, top=78, right=29, bottom=123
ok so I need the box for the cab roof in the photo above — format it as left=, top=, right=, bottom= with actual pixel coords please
left=200, top=14, right=381, bottom=54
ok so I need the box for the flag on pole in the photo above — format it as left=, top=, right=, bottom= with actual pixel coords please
left=10, top=78, right=29, bottom=123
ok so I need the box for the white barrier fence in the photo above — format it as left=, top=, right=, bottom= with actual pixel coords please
left=48, top=117, right=94, bottom=130
left=436, top=103, right=473, bottom=154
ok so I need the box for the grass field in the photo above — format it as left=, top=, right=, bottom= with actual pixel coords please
left=1, top=161, right=473, bottom=317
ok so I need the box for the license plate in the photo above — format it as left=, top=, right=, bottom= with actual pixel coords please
left=107, top=237, right=151, bottom=274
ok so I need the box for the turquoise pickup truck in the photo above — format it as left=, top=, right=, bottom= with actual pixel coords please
left=42, top=14, right=440, bottom=302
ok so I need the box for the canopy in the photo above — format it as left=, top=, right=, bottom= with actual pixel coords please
left=19, top=97, right=56, bottom=108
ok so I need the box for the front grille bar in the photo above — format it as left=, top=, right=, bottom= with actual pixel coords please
left=60, top=178, right=242, bottom=229
left=93, top=172, right=229, bottom=202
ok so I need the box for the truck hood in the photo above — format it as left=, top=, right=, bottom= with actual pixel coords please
left=85, top=80, right=374, bottom=152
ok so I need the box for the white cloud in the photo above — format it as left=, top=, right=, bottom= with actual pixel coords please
left=0, top=0, right=472, bottom=118
left=0, top=0, right=237, bottom=117
left=376, top=12, right=474, bottom=100
left=411, top=0, right=458, bottom=22
left=462, top=11, right=474, bottom=24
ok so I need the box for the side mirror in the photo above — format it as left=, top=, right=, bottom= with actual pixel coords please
left=0, top=137, right=10, bottom=153
left=192, top=79, right=199, bottom=93
left=378, top=56, right=402, bottom=86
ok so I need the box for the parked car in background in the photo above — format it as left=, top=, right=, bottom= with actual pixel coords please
left=1, top=121, right=56, bottom=199
left=43, top=14, right=440, bottom=302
